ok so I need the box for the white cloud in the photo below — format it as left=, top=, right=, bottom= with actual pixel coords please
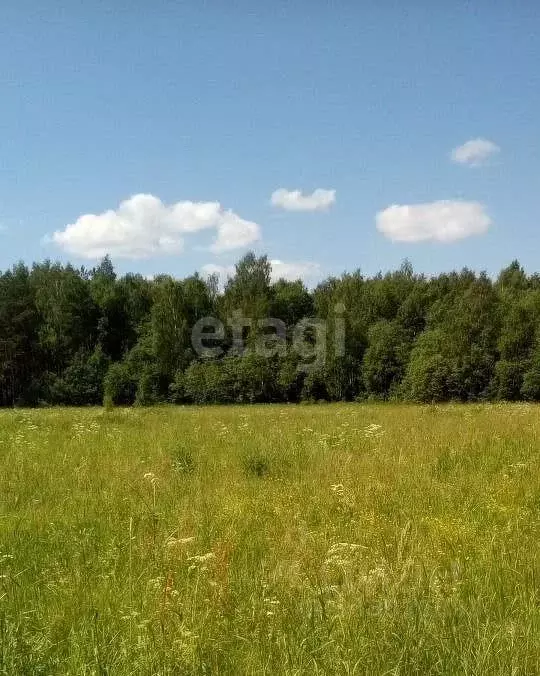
left=200, top=263, right=236, bottom=282
left=52, top=194, right=261, bottom=259
left=201, top=260, right=321, bottom=286
left=269, top=259, right=321, bottom=283
left=270, top=188, right=336, bottom=212
left=450, top=138, right=500, bottom=166
left=376, top=200, right=491, bottom=243
left=211, top=212, right=262, bottom=253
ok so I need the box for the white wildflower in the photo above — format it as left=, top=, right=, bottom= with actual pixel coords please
left=363, top=423, right=384, bottom=439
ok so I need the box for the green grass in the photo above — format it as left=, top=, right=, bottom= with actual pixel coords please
left=2, top=403, right=540, bottom=674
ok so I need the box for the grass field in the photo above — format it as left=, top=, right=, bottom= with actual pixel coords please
left=2, top=403, right=540, bottom=674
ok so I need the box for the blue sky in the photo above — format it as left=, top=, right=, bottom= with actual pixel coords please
left=1, top=1, right=539, bottom=283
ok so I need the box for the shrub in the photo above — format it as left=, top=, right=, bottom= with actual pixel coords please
left=135, top=366, right=160, bottom=406
left=491, top=360, right=525, bottom=401
left=103, top=361, right=136, bottom=406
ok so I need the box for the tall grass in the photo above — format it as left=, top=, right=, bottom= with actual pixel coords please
left=1, top=403, right=540, bottom=674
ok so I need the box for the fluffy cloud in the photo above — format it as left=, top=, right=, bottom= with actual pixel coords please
left=52, top=194, right=261, bottom=259
left=376, top=200, right=491, bottom=243
left=270, top=188, right=336, bottom=212
left=269, top=259, right=321, bottom=283
left=200, top=263, right=236, bottom=282
left=450, top=138, right=500, bottom=166
left=201, top=259, right=321, bottom=285
left=211, top=212, right=261, bottom=253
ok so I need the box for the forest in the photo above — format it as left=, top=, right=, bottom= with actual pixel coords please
left=0, top=252, right=538, bottom=407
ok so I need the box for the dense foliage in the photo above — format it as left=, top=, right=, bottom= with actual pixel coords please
left=1, top=253, right=540, bottom=405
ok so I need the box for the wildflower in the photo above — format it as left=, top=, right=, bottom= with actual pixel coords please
left=187, top=551, right=215, bottom=573
left=324, top=541, right=366, bottom=568
left=360, top=562, right=390, bottom=590
left=188, top=552, right=215, bottom=564
left=264, top=597, right=280, bottom=606
left=165, top=536, right=195, bottom=548
left=363, top=423, right=384, bottom=439
left=263, top=595, right=280, bottom=617
left=330, top=483, right=344, bottom=495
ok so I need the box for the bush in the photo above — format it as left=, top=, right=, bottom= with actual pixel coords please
left=235, top=353, right=279, bottom=403
left=402, top=353, right=451, bottom=403
left=301, top=367, right=328, bottom=401
left=169, top=370, right=186, bottom=403
left=50, top=346, right=109, bottom=406
left=324, top=355, right=362, bottom=401
left=135, top=366, right=160, bottom=406
left=103, top=361, right=136, bottom=406
left=522, top=363, right=540, bottom=400
left=184, top=360, right=235, bottom=404
left=491, top=360, right=525, bottom=401
left=277, top=354, right=306, bottom=402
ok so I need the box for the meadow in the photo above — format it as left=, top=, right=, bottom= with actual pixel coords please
left=2, top=403, right=540, bottom=674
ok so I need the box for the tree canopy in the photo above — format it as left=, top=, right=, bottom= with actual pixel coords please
left=1, top=255, right=539, bottom=406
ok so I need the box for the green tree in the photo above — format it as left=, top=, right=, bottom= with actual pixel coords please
left=270, top=279, right=314, bottom=328
left=0, top=264, right=41, bottom=405
left=221, top=253, right=272, bottom=351
left=401, top=330, right=451, bottom=402
left=363, top=320, right=410, bottom=398
left=31, top=262, right=98, bottom=375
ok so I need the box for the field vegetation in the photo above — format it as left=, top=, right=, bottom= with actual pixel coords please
left=2, top=403, right=540, bottom=674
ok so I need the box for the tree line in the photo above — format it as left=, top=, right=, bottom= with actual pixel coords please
left=0, top=253, right=539, bottom=406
